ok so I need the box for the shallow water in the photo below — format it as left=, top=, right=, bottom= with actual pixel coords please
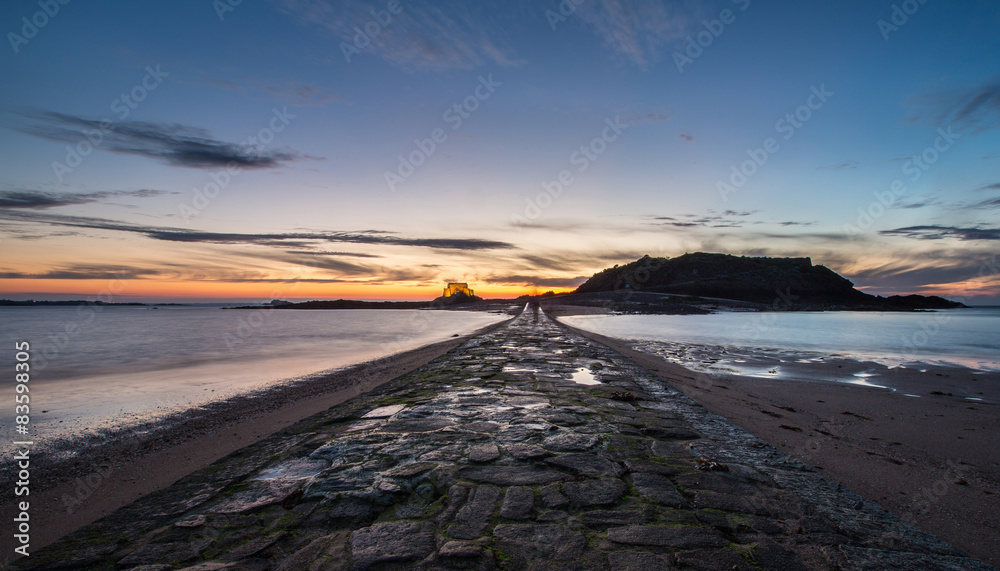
left=561, top=307, right=1000, bottom=372
left=0, top=306, right=507, bottom=449
left=570, top=367, right=599, bottom=385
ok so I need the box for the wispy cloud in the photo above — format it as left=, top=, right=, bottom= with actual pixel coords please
left=894, top=196, right=943, bottom=210
left=0, top=211, right=517, bottom=251
left=908, top=77, right=1000, bottom=132
left=621, top=111, right=670, bottom=125
left=842, top=249, right=1000, bottom=295
left=880, top=225, right=1000, bottom=241
left=751, top=231, right=857, bottom=242
left=0, top=265, right=164, bottom=280
left=574, top=0, right=697, bottom=67
left=198, top=76, right=345, bottom=107
left=888, top=190, right=998, bottom=212
left=975, top=182, right=1000, bottom=192
left=265, top=251, right=375, bottom=274
left=515, top=250, right=646, bottom=274
left=242, top=249, right=440, bottom=282
left=648, top=209, right=759, bottom=229
left=272, top=0, right=523, bottom=70
left=483, top=274, right=588, bottom=288
left=0, top=189, right=175, bottom=210
left=16, top=111, right=304, bottom=169
left=284, top=250, right=383, bottom=258
left=970, top=197, right=1000, bottom=209
left=818, top=161, right=859, bottom=170
left=0, top=258, right=439, bottom=285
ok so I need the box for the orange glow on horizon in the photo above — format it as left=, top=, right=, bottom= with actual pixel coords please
left=0, top=279, right=578, bottom=301
left=905, top=279, right=1000, bottom=300
left=856, top=274, right=1000, bottom=301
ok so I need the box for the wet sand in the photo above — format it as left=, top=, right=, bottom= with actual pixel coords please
left=558, top=319, right=1000, bottom=567
left=0, top=317, right=513, bottom=560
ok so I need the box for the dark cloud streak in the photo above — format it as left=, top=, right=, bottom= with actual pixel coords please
left=0, top=211, right=516, bottom=251
left=909, top=77, right=1000, bottom=132
left=284, top=250, right=383, bottom=258
left=16, top=111, right=303, bottom=169
left=484, top=274, right=588, bottom=288
left=0, top=265, right=163, bottom=280
left=0, top=189, right=174, bottom=210
left=880, top=225, right=1000, bottom=241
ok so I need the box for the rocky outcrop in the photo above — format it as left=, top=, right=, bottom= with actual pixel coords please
left=431, top=291, right=484, bottom=305
left=574, top=253, right=965, bottom=310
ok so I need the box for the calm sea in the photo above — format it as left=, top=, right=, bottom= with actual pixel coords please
left=561, top=307, right=1000, bottom=371
left=0, top=306, right=507, bottom=449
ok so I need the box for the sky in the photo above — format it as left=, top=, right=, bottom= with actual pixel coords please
left=1, top=0, right=999, bottom=303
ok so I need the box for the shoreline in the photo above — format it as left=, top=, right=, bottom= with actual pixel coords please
left=0, top=315, right=515, bottom=557
left=553, top=314, right=1000, bottom=567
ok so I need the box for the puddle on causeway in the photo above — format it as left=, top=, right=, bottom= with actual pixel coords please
left=570, top=367, right=600, bottom=385
left=846, top=378, right=894, bottom=390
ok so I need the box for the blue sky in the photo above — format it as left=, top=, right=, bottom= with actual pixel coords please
left=1, top=0, right=999, bottom=301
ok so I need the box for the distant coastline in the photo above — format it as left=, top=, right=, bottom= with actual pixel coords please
left=222, top=299, right=429, bottom=310
left=1, top=252, right=972, bottom=313
left=0, top=300, right=184, bottom=307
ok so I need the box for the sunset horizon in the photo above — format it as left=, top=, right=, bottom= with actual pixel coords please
left=3, top=2, right=1000, bottom=304
left=1, top=246, right=997, bottom=304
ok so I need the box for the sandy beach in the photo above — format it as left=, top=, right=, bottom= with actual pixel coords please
left=0, top=317, right=513, bottom=559
left=557, top=318, right=1000, bottom=567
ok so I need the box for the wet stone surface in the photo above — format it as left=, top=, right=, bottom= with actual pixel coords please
left=15, top=307, right=994, bottom=570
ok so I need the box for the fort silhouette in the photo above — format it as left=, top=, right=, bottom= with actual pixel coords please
left=443, top=282, right=474, bottom=298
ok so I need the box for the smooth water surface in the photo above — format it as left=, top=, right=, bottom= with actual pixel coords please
left=561, top=307, right=1000, bottom=371
left=0, top=306, right=507, bottom=447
